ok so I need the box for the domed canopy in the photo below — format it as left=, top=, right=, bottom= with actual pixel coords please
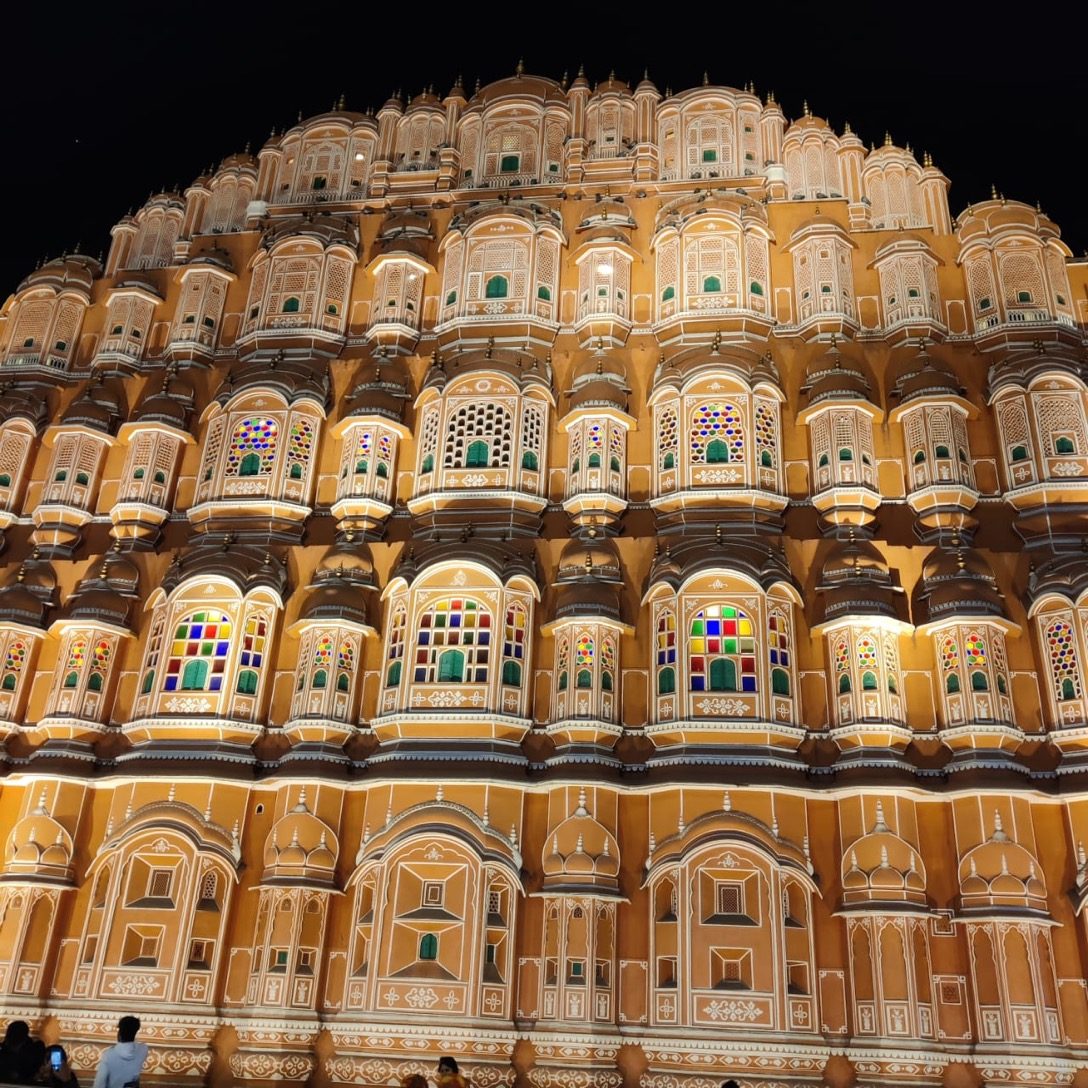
left=1, top=791, right=74, bottom=885
left=261, top=789, right=338, bottom=888
left=58, top=550, right=141, bottom=631
left=553, top=536, right=625, bottom=623
left=541, top=789, right=620, bottom=895
left=653, top=343, right=781, bottom=396
left=59, top=377, right=126, bottom=436
left=1026, top=548, right=1088, bottom=610
left=0, top=384, right=52, bottom=432
left=799, top=345, right=877, bottom=413
left=591, top=72, right=630, bottom=97
left=17, top=253, right=99, bottom=296
left=470, top=72, right=569, bottom=108
left=261, top=212, right=358, bottom=253
left=576, top=197, right=637, bottom=235
left=958, top=813, right=1047, bottom=916
left=890, top=346, right=964, bottom=407
left=162, top=538, right=289, bottom=600
left=0, top=561, right=53, bottom=630
left=568, top=348, right=630, bottom=413
left=373, top=206, right=434, bottom=261
left=131, top=367, right=195, bottom=431
left=914, top=545, right=1007, bottom=627
left=815, top=537, right=905, bottom=626
left=420, top=345, right=553, bottom=397
left=392, top=539, right=537, bottom=589
left=186, top=245, right=234, bottom=273
left=214, top=354, right=329, bottom=411
left=296, top=540, right=377, bottom=629
left=339, top=360, right=411, bottom=426
left=647, top=533, right=796, bottom=596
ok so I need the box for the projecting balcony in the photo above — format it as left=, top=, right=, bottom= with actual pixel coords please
left=882, top=300, right=948, bottom=347
left=234, top=313, right=347, bottom=361
left=270, top=182, right=367, bottom=208
left=1, top=350, right=70, bottom=375
left=573, top=297, right=632, bottom=349
left=973, top=306, right=1079, bottom=352
left=654, top=292, right=774, bottom=348
left=434, top=297, right=558, bottom=351
left=364, top=302, right=421, bottom=355
left=165, top=321, right=218, bottom=364
left=792, top=294, right=860, bottom=343
left=93, top=336, right=145, bottom=374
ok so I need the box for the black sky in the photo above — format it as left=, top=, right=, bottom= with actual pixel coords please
left=2, top=8, right=1086, bottom=296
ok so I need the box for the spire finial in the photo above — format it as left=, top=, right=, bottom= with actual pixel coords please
left=991, top=183, right=999, bottom=200
left=992, top=809, right=1007, bottom=841
left=576, top=787, right=588, bottom=816
left=884, top=130, right=893, bottom=147
left=702, top=71, right=710, bottom=86
left=515, top=57, right=525, bottom=77
left=803, top=100, right=811, bottom=117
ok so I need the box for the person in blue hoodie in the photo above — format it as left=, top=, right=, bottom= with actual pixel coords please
left=91, top=1019, right=147, bottom=1088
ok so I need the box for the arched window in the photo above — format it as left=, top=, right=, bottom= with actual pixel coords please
left=181, top=659, right=208, bottom=690
left=416, top=599, right=490, bottom=684
left=558, top=669, right=568, bottom=691
left=947, top=673, right=960, bottom=694
left=386, top=660, right=402, bottom=686
left=226, top=418, right=278, bottom=477
left=857, top=638, right=878, bottom=694
left=658, top=667, right=675, bottom=694
left=838, top=672, right=851, bottom=694
left=237, top=669, right=258, bottom=695
left=282, top=297, right=301, bottom=313
left=703, top=275, right=721, bottom=293
left=1056, top=436, right=1076, bottom=455
left=337, top=639, right=354, bottom=694
left=502, top=660, right=521, bottom=685
left=485, top=275, right=508, bottom=299
left=656, top=610, right=677, bottom=692
left=689, top=605, right=757, bottom=693
left=690, top=403, right=744, bottom=466
left=419, top=933, right=438, bottom=960
left=575, top=633, right=594, bottom=688
left=522, top=450, right=538, bottom=470
left=165, top=612, right=232, bottom=692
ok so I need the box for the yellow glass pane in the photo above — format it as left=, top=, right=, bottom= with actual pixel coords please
left=690, top=638, right=705, bottom=653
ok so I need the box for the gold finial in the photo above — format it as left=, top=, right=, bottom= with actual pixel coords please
left=560, top=70, right=569, bottom=90
left=608, top=69, right=615, bottom=81
left=923, top=150, right=933, bottom=167
left=802, top=100, right=811, bottom=117
left=485, top=336, right=494, bottom=359
left=710, top=330, right=722, bottom=355
left=1036, top=198, right=1043, bottom=214
left=991, top=183, right=999, bottom=200
left=338, top=93, right=346, bottom=111
left=16, top=564, right=26, bottom=583
left=715, top=524, right=723, bottom=546
left=515, top=57, right=525, bottom=77
left=702, top=71, right=710, bottom=86
left=585, top=552, right=593, bottom=572
left=884, top=131, right=893, bottom=147
left=767, top=89, right=776, bottom=105
left=843, top=120, right=852, bottom=135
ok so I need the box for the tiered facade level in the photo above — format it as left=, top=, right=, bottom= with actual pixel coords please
left=2, top=69, right=1088, bottom=1088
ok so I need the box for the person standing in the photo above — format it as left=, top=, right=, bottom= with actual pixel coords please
left=0, top=1021, right=45, bottom=1083
left=91, top=1018, right=147, bottom=1088
left=435, top=1056, right=468, bottom=1088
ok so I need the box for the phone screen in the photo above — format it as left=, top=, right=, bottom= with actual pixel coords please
left=50, top=1051, right=63, bottom=1070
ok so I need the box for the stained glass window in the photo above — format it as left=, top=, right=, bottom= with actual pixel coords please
left=601, top=637, right=615, bottom=693
left=226, top=417, right=278, bottom=477
left=2, top=639, right=26, bottom=692
left=354, top=430, right=372, bottom=474
left=337, top=639, right=354, bottom=692
left=833, top=638, right=850, bottom=693
left=165, top=612, right=232, bottom=692
left=858, top=636, right=878, bottom=690
left=386, top=606, right=406, bottom=687
left=1046, top=619, right=1081, bottom=701
left=240, top=615, right=268, bottom=673
left=965, top=632, right=987, bottom=668
left=690, top=403, right=744, bottom=465
left=768, top=611, right=791, bottom=696
left=312, top=635, right=333, bottom=688
left=415, top=599, right=491, bottom=684
left=503, top=605, right=527, bottom=684
left=656, top=611, right=676, bottom=668
left=689, top=604, right=757, bottom=693
left=287, top=418, right=313, bottom=479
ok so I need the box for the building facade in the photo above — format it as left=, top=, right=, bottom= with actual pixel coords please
left=1, top=69, right=1088, bottom=1088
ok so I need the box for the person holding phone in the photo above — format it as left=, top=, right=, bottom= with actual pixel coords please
left=38, top=1045, right=78, bottom=1088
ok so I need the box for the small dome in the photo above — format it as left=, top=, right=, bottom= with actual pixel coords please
left=785, top=108, right=833, bottom=136
left=800, top=345, right=876, bottom=411
left=421, top=345, right=552, bottom=396
left=576, top=197, right=637, bottom=234
left=471, top=72, right=569, bottom=108
left=0, top=563, right=51, bottom=629
left=186, top=245, right=234, bottom=273
left=915, top=545, right=1006, bottom=625
left=592, top=73, right=630, bottom=97
left=219, top=149, right=259, bottom=171
left=647, top=533, right=795, bottom=595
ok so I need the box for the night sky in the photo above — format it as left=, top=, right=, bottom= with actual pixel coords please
left=3, top=10, right=1086, bottom=296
